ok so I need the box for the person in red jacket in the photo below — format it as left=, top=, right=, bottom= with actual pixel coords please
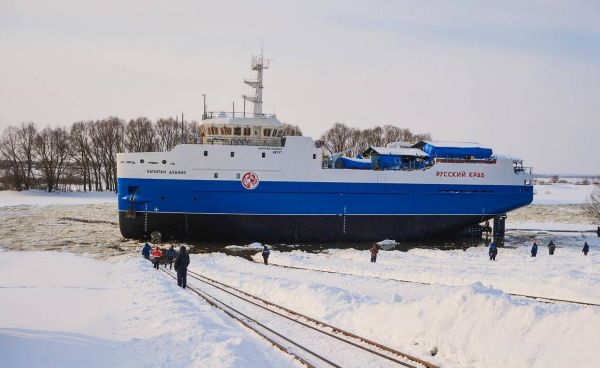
left=151, top=246, right=162, bottom=270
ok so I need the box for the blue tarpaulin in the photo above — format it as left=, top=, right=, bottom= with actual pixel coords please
left=416, top=141, right=492, bottom=159
left=339, top=157, right=372, bottom=169
left=377, top=155, right=402, bottom=169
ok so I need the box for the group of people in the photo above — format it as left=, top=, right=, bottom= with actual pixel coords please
left=142, top=242, right=190, bottom=288
left=529, top=240, right=590, bottom=257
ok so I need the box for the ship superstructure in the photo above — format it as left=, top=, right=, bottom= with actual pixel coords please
left=117, top=56, right=533, bottom=242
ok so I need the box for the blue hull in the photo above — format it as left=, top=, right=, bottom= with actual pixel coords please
left=117, top=178, right=533, bottom=241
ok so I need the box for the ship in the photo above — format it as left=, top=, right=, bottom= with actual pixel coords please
left=117, top=55, right=533, bottom=243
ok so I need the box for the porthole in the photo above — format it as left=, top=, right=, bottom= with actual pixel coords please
left=160, top=196, right=165, bottom=200
left=140, top=159, right=144, bottom=163
left=162, top=160, right=167, bottom=164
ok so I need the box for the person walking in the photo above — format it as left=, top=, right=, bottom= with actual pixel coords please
left=583, top=242, right=590, bottom=256
left=531, top=241, right=538, bottom=257
left=370, top=243, right=379, bottom=263
left=261, top=245, right=270, bottom=265
left=174, top=246, right=190, bottom=288
left=548, top=240, right=556, bottom=255
left=142, top=242, right=151, bottom=260
left=165, top=245, right=176, bottom=269
left=151, top=246, right=162, bottom=270
left=489, top=241, right=498, bottom=261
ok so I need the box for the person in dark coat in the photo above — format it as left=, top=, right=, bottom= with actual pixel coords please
left=370, top=243, right=379, bottom=263
left=531, top=242, right=538, bottom=257
left=165, top=245, right=175, bottom=269
left=142, top=242, right=151, bottom=259
left=174, top=246, right=190, bottom=288
left=583, top=242, right=590, bottom=256
left=261, top=245, right=270, bottom=265
left=489, top=241, right=498, bottom=261
left=548, top=240, right=556, bottom=255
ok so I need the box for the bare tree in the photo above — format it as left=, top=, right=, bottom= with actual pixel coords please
left=17, top=122, right=37, bottom=189
left=35, top=127, right=71, bottom=192
left=320, top=123, right=356, bottom=155
left=0, top=126, right=23, bottom=190
left=125, top=117, right=156, bottom=152
left=95, top=117, right=124, bottom=192
left=155, top=117, right=181, bottom=151
left=585, top=184, right=600, bottom=223
left=70, top=121, right=94, bottom=191
left=282, top=123, right=302, bottom=136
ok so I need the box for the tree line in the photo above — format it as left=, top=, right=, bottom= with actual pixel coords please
left=0, top=117, right=197, bottom=192
left=0, top=118, right=428, bottom=193
left=320, top=123, right=431, bottom=156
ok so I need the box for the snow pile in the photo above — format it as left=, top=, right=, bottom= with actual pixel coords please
left=0, top=252, right=295, bottom=368
left=0, top=190, right=116, bottom=207
left=376, top=239, right=398, bottom=250
left=190, top=250, right=600, bottom=367
left=225, top=242, right=266, bottom=251
left=533, top=183, right=594, bottom=205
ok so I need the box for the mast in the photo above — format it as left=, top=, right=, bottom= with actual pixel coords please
left=242, top=53, right=269, bottom=116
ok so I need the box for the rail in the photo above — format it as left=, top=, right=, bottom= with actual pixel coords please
left=159, top=265, right=437, bottom=368
left=264, top=262, right=600, bottom=307
left=202, top=136, right=285, bottom=147
left=203, top=111, right=277, bottom=120
left=186, top=269, right=437, bottom=368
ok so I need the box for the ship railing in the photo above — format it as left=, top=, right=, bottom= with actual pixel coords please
left=202, top=136, right=284, bottom=147
left=202, top=111, right=277, bottom=120
left=434, top=157, right=497, bottom=164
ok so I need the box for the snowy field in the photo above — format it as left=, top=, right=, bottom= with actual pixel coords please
left=0, top=186, right=599, bottom=367
left=0, top=251, right=296, bottom=368
left=0, top=189, right=116, bottom=207
left=532, top=182, right=595, bottom=205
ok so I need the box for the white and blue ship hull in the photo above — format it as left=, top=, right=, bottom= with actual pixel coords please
left=117, top=137, right=533, bottom=243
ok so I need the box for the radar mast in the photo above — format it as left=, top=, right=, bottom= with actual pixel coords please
left=242, top=53, right=270, bottom=116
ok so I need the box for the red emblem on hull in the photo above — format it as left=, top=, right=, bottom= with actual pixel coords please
left=241, top=172, right=259, bottom=190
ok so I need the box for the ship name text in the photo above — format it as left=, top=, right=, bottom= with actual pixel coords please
left=436, top=171, right=485, bottom=178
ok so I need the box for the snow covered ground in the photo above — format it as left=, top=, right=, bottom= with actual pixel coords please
left=0, top=189, right=116, bottom=207
left=0, top=187, right=599, bottom=367
left=0, top=251, right=297, bottom=368
left=532, top=183, right=595, bottom=205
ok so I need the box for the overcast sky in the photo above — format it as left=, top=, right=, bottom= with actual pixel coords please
left=1, top=0, right=599, bottom=174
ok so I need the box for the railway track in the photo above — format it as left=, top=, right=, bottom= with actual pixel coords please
left=265, top=262, right=600, bottom=307
left=160, top=267, right=438, bottom=368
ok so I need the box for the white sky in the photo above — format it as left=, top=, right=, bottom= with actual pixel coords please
left=1, top=0, right=599, bottom=174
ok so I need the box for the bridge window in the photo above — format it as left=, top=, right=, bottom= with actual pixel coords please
left=263, top=128, right=272, bottom=137
left=233, top=127, right=241, bottom=136
left=313, top=154, right=317, bottom=159
left=243, top=127, right=251, bottom=136
left=214, top=172, right=218, bottom=178
left=262, top=152, right=266, bottom=158
left=230, top=151, right=235, bottom=157
left=204, top=151, right=208, bottom=156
